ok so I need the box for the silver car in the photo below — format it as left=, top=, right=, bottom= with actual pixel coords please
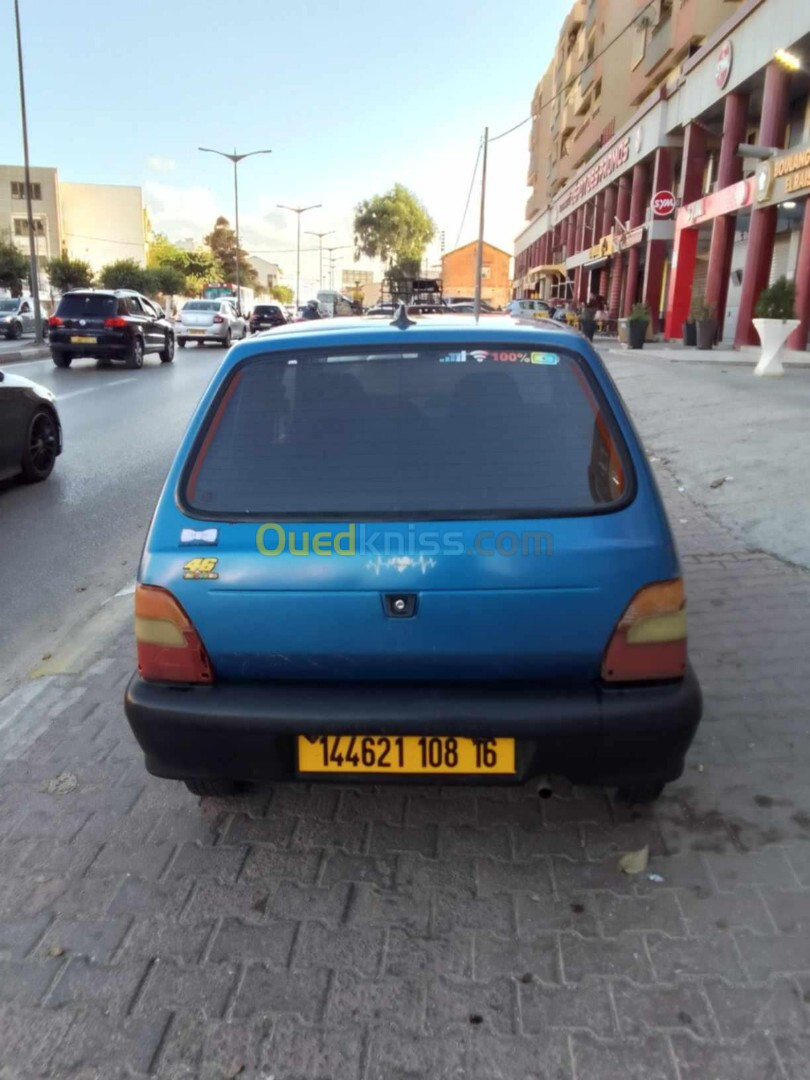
left=175, top=300, right=247, bottom=348
left=0, top=296, right=45, bottom=340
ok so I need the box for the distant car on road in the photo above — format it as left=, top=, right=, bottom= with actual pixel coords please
left=0, top=368, right=61, bottom=483
left=176, top=300, right=247, bottom=349
left=444, top=297, right=499, bottom=313
left=125, top=315, right=701, bottom=802
left=365, top=302, right=397, bottom=317
left=0, top=296, right=46, bottom=340
left=250, top=303, right=288, bottom=333
left=505, top=299, right=553, bottom=319
left=48, top=290, right=175, bottom=369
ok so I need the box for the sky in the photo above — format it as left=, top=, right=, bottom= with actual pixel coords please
left=0, top=0, right=570, bottom=293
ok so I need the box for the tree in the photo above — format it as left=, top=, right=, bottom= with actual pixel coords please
left=146, top=266, right=186, bottom=297
left=203, top=217, right=258, bottom=289
left=45, top=254, right=93, bottom=293
left=269, top=283, right=294, bottom=304
left=98, top=259, right=150, bottom=292
left=0, top=231, right=30, bottom=296
left=353, top=184, right=436, bottom=271
left=147, top=233, right=189, bottom=273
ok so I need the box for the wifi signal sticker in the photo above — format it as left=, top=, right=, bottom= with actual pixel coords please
left=470, top=350, right=489, bottom=363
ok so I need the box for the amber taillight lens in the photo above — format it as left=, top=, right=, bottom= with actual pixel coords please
left=601, top=579, right=687, bottom=682
left=135, top=584, right=213, bottom=683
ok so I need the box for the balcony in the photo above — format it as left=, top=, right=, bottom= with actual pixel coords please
left=580, top=61, right=595, bottom=94
left=643, top=12, right=673, bottom=75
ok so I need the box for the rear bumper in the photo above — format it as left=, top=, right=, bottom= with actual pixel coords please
left=49, top=331, right=129, bottom=356
left=124, top=667, right=702, bottom=787
left=178, top=328, right=227, bottom=342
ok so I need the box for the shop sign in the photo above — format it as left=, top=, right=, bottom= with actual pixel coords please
left=556, top=136, right=631, bottom=214
left=588, top=234, right=615, bottom=260
left=756, top=145, right=810, bottom=206
left=652, top=190, right=677, bottom=218
left=716, top=40, right=733, bottom=90
left=678, top=180, right=753, bottom=229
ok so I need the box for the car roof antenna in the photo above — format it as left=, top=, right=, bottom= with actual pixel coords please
left=390, top=302, right=416, bottom=329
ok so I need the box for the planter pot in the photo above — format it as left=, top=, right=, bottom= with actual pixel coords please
left=628, top=319, right=648, bottom=350
left=752, top=318, right=800, bottom=376
left=682, top=321, right=696, bottom=347
left=580, top=318, right=597, bottom=341
left=696, top=319, right=717, bottom=350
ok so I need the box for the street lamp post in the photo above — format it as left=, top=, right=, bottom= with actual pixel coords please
left=14, top=0, right=43, bottom=343
left=304, top=230, right=334, bottom=290
left=277, top=204, right=322, bottom=309
left=322, top=246, right=343, bottom=291
left=327, top=256, right=343, bottom=291
left=199, top=146, right=272, bottom=314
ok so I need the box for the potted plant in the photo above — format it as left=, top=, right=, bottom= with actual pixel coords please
left=627, top=303, right=650, bottom=350
left=753, top=276, right=799, bottom=376
left=682, top=299, right=698, bottom=347
left=692, top=298, right=717, bottom=350
left=580, top=300, right=597, bottom=342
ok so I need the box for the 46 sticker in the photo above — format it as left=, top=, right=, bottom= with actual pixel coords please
left=183, top=557, right=219, bottom=580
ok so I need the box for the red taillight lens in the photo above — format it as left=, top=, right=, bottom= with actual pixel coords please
left=134, top=585, right=213, bottom=683
left=104, top=317, right=128, bottom=328
left=213, top=314, right=224, bottom=324
left=48, top=316, right=63, bottom=327
left=602, top=579, right=687, bottom=682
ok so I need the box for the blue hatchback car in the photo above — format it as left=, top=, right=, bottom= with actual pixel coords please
left=124, top=313, right=701, bottom=802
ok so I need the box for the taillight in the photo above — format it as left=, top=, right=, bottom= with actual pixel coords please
left=104, top=317, right=127, bottom=328
left=213, top=314, right=224, bottom=324
left=48, top=316, right=63, bottom=327
left=602, top=579, right=687, bottom=682
left=134, top=585, right=213, bottom=683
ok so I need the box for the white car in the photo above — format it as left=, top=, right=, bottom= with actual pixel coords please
left=504, top=299, right=553, bottom=319
left=176, top=300, right=247, bottom=348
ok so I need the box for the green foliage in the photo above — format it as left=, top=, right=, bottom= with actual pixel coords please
left=353, top=184, right=436, bottom=271
left=45, top=254, right=94, bottom=293
left=203, top=217, right=258, bottom=289
left=147, top=266, right=186, bottom=296
left=0, top=231, right=30, bottom=295
left=629, top=302, right=651, bottom=322
left=146, top=233, right=188, bottom=272
left=755, top=276, right=796, bottom=320
left=689, top=296, right=715, bottom=322
left=269, top=283, right=294, bottom=304
left=98, top=258, right=150, bottom=291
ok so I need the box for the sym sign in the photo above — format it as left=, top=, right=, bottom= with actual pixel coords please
left=652, top=190, right=677, bottom=218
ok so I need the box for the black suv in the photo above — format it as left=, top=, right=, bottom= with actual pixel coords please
left=249, top=302, right=288, bottom=333
left=48, top=290, right=175, bottom=369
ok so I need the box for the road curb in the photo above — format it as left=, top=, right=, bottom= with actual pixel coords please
left=0, top=344, right=51, bottom=364
left=27, top=591, right=133, bottom=680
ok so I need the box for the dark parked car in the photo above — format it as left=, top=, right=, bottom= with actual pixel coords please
left=250, top=303, right=288, bottom=333
left=0, top=368, right=62, bottom=484
left=48, top=290, right=175, bottom=369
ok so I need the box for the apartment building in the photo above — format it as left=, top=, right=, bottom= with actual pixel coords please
left=0, top=164, right=146, bottom=295
left=515, top=0, right=810, bottom=351
left=525, top=0, right=740, bottom=220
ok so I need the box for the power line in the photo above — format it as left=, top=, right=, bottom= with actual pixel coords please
left=455, top=139, right=482, bottom=249
left=488, top=0, right=659, bottom=144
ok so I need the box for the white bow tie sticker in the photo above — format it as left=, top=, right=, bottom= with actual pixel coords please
left=180, top=528, right=219, bottom=546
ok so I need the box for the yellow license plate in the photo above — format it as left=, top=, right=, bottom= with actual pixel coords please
left=188, top=329, right=205, bottom=334
left=297, top=735, right=515, bottom=775
left=70, top=335, right=97, bottom=343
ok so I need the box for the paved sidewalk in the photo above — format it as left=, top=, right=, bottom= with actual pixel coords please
left=0, top=339, right=50, bottom=365
left=0, top=474, right=809, bottom=1079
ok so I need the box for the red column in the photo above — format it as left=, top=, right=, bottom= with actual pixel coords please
left=601, top=185, right=617, bottom=239
left=788, top=198, right=810, bottom=351
left=608, top=176, right=632, bottom=319
left=735, top=63, right=792, bottom=347
left=622, top=163, right=649, bottom=316
left=681, top=122, right=708, bottom=205
left=706, top=93, right=749, bottom=337
left=598, top=268, right=609, bottom=298
left=616, top=175, right=632, bottom=229
left=664, top=217, right=698, bottom=338
left=565, top=214, right=576, bottom=259
left=643, top=147, right=674, bottom=334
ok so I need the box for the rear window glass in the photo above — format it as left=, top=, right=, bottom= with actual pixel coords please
left=254, top=305, right=282, bottom=315
left=56, top=294, right=117, bottom=317
left=183, top=301, right=221, bottom=312
left=184, top=346, right=630, bottom=518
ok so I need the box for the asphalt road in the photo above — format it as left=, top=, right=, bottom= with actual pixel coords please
left=0, top=345, right=224, bottom=692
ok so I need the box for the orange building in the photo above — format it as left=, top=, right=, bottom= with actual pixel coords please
left=441, top=241, right=512, bottom=308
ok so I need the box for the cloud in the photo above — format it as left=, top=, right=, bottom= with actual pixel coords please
left=146, top=155, right=177, bottom=174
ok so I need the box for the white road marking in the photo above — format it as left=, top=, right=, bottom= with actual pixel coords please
left=57, top=377, right=136, bottom=400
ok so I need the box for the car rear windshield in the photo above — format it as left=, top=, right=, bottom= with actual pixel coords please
left=183, top=301, right=221, bottom=312
left=56, top=294, right=117, bottom=317
left=254, top=306, right=281, bottom=316
left=184, top=346, right=630, bottom=519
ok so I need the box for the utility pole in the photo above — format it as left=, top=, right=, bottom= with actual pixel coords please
left=14, top=0, right=43, bottom=343
left=277, top=204, right=322, bottom=309
left=305, top=230, right=334, bottom=290
left=322, top=246, right=342, bottom=291
left=474, top=128, right=489, bottom=321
